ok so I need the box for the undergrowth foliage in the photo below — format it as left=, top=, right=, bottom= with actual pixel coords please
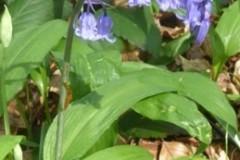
left=1, top=0, right=240, bottom=160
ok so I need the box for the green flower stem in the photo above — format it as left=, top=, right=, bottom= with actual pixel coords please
left=44, top=91, right=51, bottom=124
left=55, top=1, right=84, bottom=160
left=16, top=99, right=33, bottom=140
left=1, top=47, right=10, bottom=135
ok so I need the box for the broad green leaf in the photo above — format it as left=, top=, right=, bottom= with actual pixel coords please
left=133, top=93, right=212, bottom=145
left=53, top=37, right=94, bottom=55
left=4, top=20, right=67, bottom=102
left=44, top=69, right=176, bottom=160
left=107, top=7, right=161, bottom=56
left=53, top=0, right=64, bottom=18
left=83, top=145, right=153, bottom=160
left=216, top=2, right=240, bottom=56
left=0, top=135, right=23, bottom=160
left=9, top=0, right=54, bottom=34
left=118, top=110, right=186, bottom=138
left=86, top=38, right=124, bottom=52
left=83, top=124, right=118, bottom=158
left=156, top=33, right=191, bottom=64
left=44, top=69, right=238, bottom=159
left=208, top=27, right=226, bottom=79
left=53, top=49, right=121, bottom=100
left=62, top=0, right=73, bottom=19
left=0, top=5, right=12, bottom=47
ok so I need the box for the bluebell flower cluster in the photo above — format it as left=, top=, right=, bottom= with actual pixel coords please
left=127, top=0, right=212, bottom=44
left=74, top=0, right=115, bottom=43
left=74, top=0, right=212, bottom=44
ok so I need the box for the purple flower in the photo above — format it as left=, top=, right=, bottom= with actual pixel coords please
left=128, top=0, right=151, bottom=7
left=157, top=0, right=182, bottom=11
left=96, top=13, right=116, bottom=43
left=74, top=0, right=115, bottom=43
left=182, top=0, right=212, bottom=44
left=158, top=0, right=212, bottom=44
left=75, top=12, right=98, bottom=41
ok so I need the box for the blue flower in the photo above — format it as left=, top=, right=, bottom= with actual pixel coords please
left=96, top=13, right=116, bottom=43
left=182, top=0, right=212, bottom=44
left=157, top=0, right=182, bottom=11
left=74, top=0, right=115, bottom=43
left=75, top=12, right=98, bottom=41
left=128, top=0, right=151, bottom=7
left=158, top=0, right=212, bottom=44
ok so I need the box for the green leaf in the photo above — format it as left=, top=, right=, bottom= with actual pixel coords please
left=107, top=7, right=161, bottom=56
left=30, top=66, right=49, bottom=98
left=0, top=5, right=12, bottom=48
left=157, top=33, right=191, bottom=64
left=83, top=145, right=153, bottom=160
left=83, top=124, right=118, bottom=158
left=0, top=135, right=23, bottom=160
left=118, top=110, right=186, bottom=138
left=44, top=69, right=176, bottom=160
left=208, top=27, right=226, bottom=79
left=44, top=68, right=238, bottom=159
left=9, top=0, right=54, bottom=34
left=53, top=49, right=121, bottom=100
left=4, top=20, right=67, bottom=102
left=133, top=93, right=212, bottom=145
left=216, top=1, right=240, bottom=56
left=53, top=37, right=95, bottom=55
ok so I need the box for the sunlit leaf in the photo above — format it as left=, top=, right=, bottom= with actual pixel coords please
left=44, top=68, right=238, bottom=159
left=4, top=20, right=67, bottom=102
left=0, top=135, right=23, bottom=160
left=133, top=93, right=212, bottom=145
left=83, top=145, right=153, bottom=160
left=216, top=2, right=240, bottom=56
left=9, top=0, right=54, bottom=34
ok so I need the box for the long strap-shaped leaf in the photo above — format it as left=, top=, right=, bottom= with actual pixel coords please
left=83, top=145, right=153, bottom=160
left=44, top=68, right=238, bottom=160
left=4, top=20, right=67, bottom=102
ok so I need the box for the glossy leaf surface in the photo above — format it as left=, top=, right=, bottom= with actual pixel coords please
left=44, top=68, right=237, bottom=159
left=0, top=135, right=23, bottom=160
left=4, top=20, right=67, bottom=102
left=9, top=0, right=54, bottom=34
left=133, top=93, right=212, bottom=145
left=83, top=145, right=153, bottom=160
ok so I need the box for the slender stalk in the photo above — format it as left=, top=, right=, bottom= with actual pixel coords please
left=1, top=47, right=10, bottom=135
left=44, top=91, right=51, bottom=124
left=55, top=1, right=84, bottom=159
left=16, top=99, right=33, bottom=140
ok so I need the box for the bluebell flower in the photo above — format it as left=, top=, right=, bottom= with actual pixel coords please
left=158, top=0, right=212, bottom=44
left=157, top=0, right=182, bottom=11
left=75, top=12, right=98, bottom=41
left=182, top=0, right=212, bottom=44
left=74, top=0, right=115, bottom=43
left=96, top=13, right=116, bottom=43
left=128, top=0, right=151, bottom=7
